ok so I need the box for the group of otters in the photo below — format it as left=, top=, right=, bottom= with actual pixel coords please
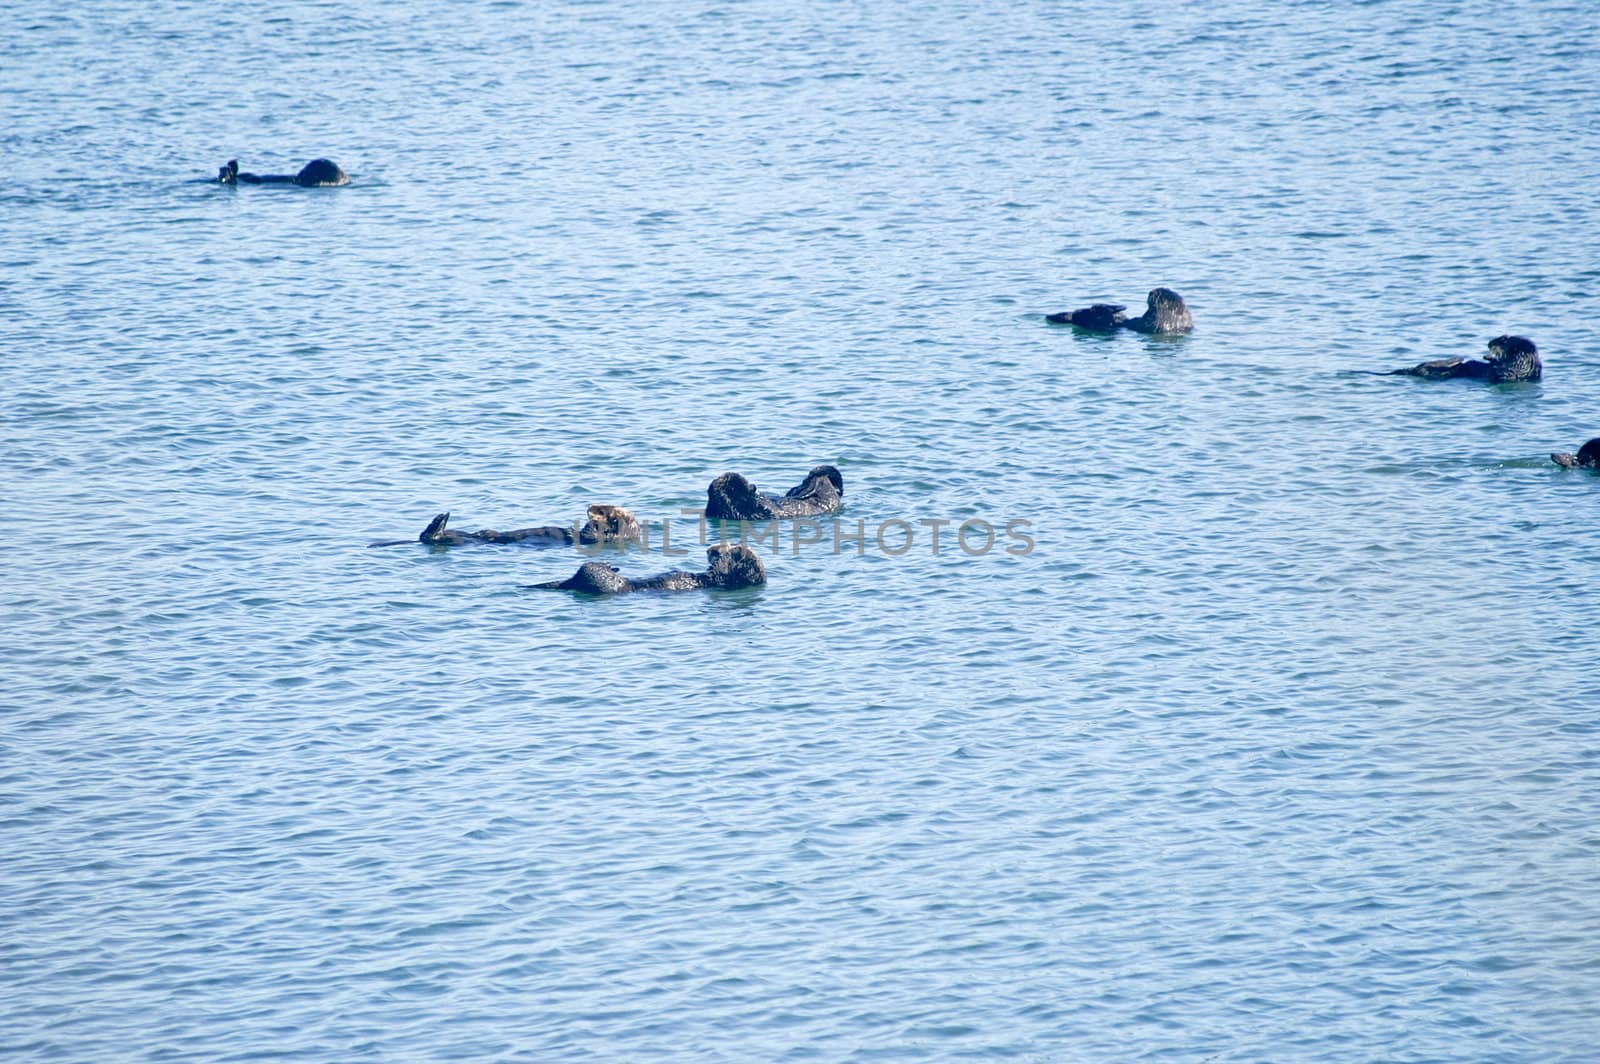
left=370, top=466, right=843, bottom=595
left=227, top=159, right=1598, bottom=594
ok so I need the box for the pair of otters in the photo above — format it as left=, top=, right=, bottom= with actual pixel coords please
left=1047, top=287, right=1540, bottom=382
left=372, top=465, right=845, bottom=595
left=1051, top=289, right=1588, bottom=462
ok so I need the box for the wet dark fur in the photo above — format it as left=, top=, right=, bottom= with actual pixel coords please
left=705, top=465, right=844, bottom=521
left=1045, top=303, right=1125, bottom=331
left=1389, top=335, right=1542, bottom=383
left=529, top=544, right=767, bottom=594
left=1551, top=438, right=1600, bottom=471
left=217, top=158, right=349, bottom=187
left=1124, top=287, right=1194, bottom=334
left=368, top=504, right=641, bottom=548
left=1046, top=288, right=1192, bottom=335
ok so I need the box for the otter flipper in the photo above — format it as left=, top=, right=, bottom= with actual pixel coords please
left=1552, top=452, right=1579, bottom=470
left=1046, top=303, right=1127, bottom=331
left=369, top=511, right=469, bottom=547
left=526, top=574, right=579, bottom=590
left=419, top=512, right=452, bottom=543
left=1390, top=357, right=1468, bottom=379
left=363, top=511, right=454, bottom=548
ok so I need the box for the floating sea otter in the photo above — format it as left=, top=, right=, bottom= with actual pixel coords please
left=368, top=505, right=641, bottom=548
left=216, top=158, right=349, bottom=187
left=1551, top=438, right=1600, bottom=471
left=529, top=544, right=767, bottom=594
left=1046, top=287, right=1194, bottom=335
left=1387, top=335, right=1542, bottom=383
left=705, top=465, right=844, bottom=521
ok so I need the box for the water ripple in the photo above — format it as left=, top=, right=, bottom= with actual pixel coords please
left=4, top=1, right=1600, bottom=1061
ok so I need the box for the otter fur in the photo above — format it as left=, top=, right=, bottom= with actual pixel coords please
left=529, top=544, right=767, bottom=594
left=705, top=465, right=843, bottom=521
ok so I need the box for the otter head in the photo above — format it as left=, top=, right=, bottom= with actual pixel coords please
left=563, top=562, right=629, bottom=594
left=1575, top=438, right=1600, bottom=470
left=580, top=504, right=642, bottom=545
left=295, top=158, right=349, bottom=187
left=1486, top=335, right=1541, bottom=383
left=1144, top=287, right=1193, bottom=334
left=706, top=472, right=771, bottom=521
left=704, top=544, right=767, bottom=589
left=218, top=159, right=239, bottom=185
left=805, top=465, right=844, bottom=498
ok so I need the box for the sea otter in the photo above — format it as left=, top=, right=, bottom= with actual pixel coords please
left=1551, top=438, right=1600, bottom=471
left=216, top=158, right=349, bottom=187
left=529, top=544, right=767, bottom=594
left=705, top=465, right=844, bottom=521
left=1046, top=288, right=1193, bottom=334
left=1389, top=335, right=1542, bottom=383
left=368, top=504, right=641, bottom=548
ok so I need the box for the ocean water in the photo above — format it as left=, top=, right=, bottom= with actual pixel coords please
left=4, top=1, right=1599, bottom=1060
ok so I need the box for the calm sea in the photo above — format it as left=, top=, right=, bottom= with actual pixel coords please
left=4, top=1, right=1599, bottom=1060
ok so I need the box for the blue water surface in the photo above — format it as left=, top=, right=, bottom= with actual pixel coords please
left=4, top=1, right=1599, bottom=1060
